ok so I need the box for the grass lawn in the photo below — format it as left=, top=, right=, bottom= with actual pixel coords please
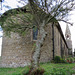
left=0, top=63, right=75, bottom=75
left=41, top=63, right=75, bottom=75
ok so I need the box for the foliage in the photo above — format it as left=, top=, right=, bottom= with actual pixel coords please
left=66, top=58, right=70, bottom=63
left=60, top=59, right=67, bottom=63
left=1, top=12, right=33, bottom=36
left=0, top=0, right=75, bottom=34
left=69, top=58, right=74, bottom=63
left=66, top=57, right=75, bottom=63
left=54, top=56, right=67, bottom=63
left=54, top=56, right=62, bottom=63
left=73, top=57, right=75, bottom=62
left=28, top=0, right=75, bottom=25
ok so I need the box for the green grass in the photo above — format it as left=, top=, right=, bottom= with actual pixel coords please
left=41, top=63, right=75, bottom=75
left=0, top=63, right=75, bottom=75
left=0, top=66, right=30, bottom=75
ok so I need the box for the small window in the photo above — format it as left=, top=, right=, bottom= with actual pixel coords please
left=33, top=27, right=38, bottom=40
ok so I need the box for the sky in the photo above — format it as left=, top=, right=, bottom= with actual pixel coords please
left=60, top=10, right=75, bottom=52
left=0, top=0, right=26, bottom=56
left=0, top=0, right=75, bottom=56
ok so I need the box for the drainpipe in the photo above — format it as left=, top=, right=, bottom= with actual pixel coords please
left=60, top=38, right=62, bottom=58
left=52, top=22, right=55, bottom=60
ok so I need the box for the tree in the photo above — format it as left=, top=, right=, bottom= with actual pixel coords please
left=25, top=0, right=75, bottom=69
left=0, top=0, right=75, bottom=70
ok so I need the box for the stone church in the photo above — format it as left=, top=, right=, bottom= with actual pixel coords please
left=0, top=6, right=72, bottom=67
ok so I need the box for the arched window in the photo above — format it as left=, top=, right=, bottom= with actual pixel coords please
left=33, top=27, right=38, bottom=40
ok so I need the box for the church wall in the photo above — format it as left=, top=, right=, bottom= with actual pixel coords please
left=53, top=24, right=68, bottom=58
left=54, top=25, right=61, bottom=57
left=61, top=39, right=68, bottom=57
left=1, top=23, right=53, bottom=67
left=0, top=22, right=69, bottom=67
left=54, top=25, right=66, bottom=57
left=1, top=31, right=33, bottom=67
left=40, top=23, right=53, bottom=62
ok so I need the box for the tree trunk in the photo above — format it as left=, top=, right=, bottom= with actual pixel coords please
left=28, top=0, right=47, bottom=69
left=32, top=20, right=47, bottom=68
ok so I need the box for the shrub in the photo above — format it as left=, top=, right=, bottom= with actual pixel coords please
left=61, top=59, right=67, bottom=63
left=66, top=58, right=70, bottom=63
left=54, top=56, right=67, bottom=63
left=54, top=56, right=61, bottom=63
left=66, top=57, right=74, bottom=63
left=73, top=57, right=75, bottom=62
left=51, top=60, right=54, bottom=63
left=69, top=58, right=74, bottom=63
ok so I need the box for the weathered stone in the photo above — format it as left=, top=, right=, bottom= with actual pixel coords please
left=0, top=22, right=70, bottom=67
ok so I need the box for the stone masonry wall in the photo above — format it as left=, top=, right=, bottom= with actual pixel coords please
left=40, top=23, right=53, bottom=62
left=0, top=23, right=69, bottom=67
left=1, top=23, right=53, bottom=67
left=54, top=24, right=68, bottom=58
left=54, top=26, right=61, bottom=57
left=1, top=31, right=33, bottom=67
